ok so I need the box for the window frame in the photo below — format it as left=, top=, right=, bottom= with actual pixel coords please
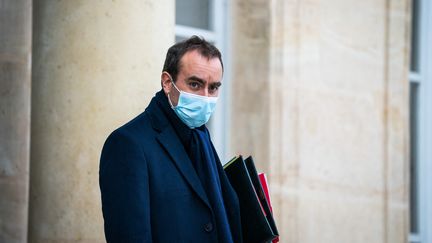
left=409, top=0, right=432, bottom=242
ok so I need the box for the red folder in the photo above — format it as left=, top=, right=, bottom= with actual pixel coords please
left=259, top=173, right=279, bottom=243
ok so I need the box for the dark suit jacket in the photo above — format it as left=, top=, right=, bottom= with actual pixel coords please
left=99, top=96, right=242, bottom=243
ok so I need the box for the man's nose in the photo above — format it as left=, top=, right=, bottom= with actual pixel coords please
left=203, top=88, right=209, bottom=97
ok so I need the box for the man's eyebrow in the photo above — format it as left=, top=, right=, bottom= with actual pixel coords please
left=187, top=76, right=205, bottom=84
left=211, top=82, right=222, bottom=87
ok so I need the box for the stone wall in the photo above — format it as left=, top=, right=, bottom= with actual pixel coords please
left=0, top=0, right=411, bottom=242
left=29, top=1, right=173, bottom=242
left=230, top=0, right=410, bottom=242
left=0, top=1, right=32, bottom=242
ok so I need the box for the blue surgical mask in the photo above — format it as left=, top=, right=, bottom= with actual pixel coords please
left=167, top=78, right=218, bottom=129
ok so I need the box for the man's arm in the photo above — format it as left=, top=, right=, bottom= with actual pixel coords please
left=99, top=130, right=152, bottom=243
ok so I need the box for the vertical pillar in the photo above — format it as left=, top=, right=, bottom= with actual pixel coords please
left=230, top=0, right=410, bottom=242
left=29, top=1, right=174, bottom=242
left=385, top=0, right=411, bottom=242
left=230, top=0, right=271, bottom=170
left=0, top=0, right=32, bottom=242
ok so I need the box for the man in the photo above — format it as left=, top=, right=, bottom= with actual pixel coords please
left=99, top=36, right=242, bottom=243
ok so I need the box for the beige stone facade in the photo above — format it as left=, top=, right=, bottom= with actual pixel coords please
left=230, top=0, right=410, bottom=242
left=0, top=1, right=32, bottom=242
left=0, top=0, right=410, bottom=242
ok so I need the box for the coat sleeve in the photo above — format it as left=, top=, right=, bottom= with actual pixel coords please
left=99, top=130, right=152, bottom=243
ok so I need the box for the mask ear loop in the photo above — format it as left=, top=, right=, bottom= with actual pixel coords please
left=167, top=93, right=175, bottom=108
left=169, top=76, right=181, bottom=93
left=167, top=74, right=179, bottom=108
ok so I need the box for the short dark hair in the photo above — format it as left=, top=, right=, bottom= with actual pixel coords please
left=162, top=35, right=223, bottom=82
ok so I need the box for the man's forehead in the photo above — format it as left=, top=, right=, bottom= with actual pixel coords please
left=178, top=51, right=223, bottom=80
left=180, top=50, right=221, bottom=67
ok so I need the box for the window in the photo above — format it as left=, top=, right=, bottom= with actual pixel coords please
left=175, top=0, right=230, bottom=161
left=409, top=0, right=432, bottom=242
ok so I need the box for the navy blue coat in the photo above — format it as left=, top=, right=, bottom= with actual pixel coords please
left=99, top=96, right=242, bottom=243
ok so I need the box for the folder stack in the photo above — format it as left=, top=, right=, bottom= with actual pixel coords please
left=224, top=155, right=279, bottom=243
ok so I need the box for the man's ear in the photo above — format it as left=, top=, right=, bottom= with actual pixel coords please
left=161, top=71, right=172, bottom=95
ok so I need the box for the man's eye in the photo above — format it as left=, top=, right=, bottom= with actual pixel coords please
left=189, top=82, right=200, bottom=89
left=209, top=85, right=219, bottom=93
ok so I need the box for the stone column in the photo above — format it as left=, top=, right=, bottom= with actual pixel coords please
left=230, top=0, right=271, bottom=171
left=0, top=0, right=32, bottom=242
left=230, top=0, right=410, bottom=242
left=29, top=1, right=173, bottom=242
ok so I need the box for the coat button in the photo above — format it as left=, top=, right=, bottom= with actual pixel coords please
left=204, top=222, right=213, bottom=232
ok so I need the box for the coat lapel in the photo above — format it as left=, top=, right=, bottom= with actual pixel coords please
left=156, top=125, right=211, bottom=209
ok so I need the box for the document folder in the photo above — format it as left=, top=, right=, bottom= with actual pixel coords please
left=224, top=155, right=279, bottom=243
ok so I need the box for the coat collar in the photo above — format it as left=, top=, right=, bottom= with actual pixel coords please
left=146, top=91, right=242, bottom=242
left=156, top=126, right=210, bottom=208
left=146, top=91, right=211, bottom=209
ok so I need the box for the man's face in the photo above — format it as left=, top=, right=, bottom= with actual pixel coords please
left=162, top=50, right=223, bottom=106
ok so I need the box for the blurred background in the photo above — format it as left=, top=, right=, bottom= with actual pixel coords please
left=1, top=0, right=431, bottom=242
